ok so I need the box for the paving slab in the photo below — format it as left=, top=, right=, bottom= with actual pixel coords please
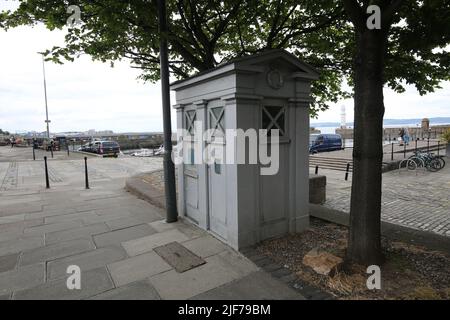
left=13, top=267, right=114, bottom=300
left=129, top=211, right=164, bottom=224
left=0, top=263, right=45, bottom=295
left=122, top=229, right=190, bottom=256
left=0, top=236, right=44, bottom=256
left=82, top=211, right=134, bottom=225
left=0, top=253, right=19, bottom=273
left=24, top=207, right=77, bottom=220
left=148, top=253, right=249, bottom=300
left=214, top=250, right=260, bottom=276
left=0, top=202, right=43, bottom=217
left=105, top=217, right=145, bottom=230
left=23, top=220, right=83, bottom=236
left=93, top=224, right=156, bottom=248
left=0, top=214, right=26, bottom=225
left=182, top=235, right=229, bottom=258
left=44, top=211, right=98, bottom=224
left=0, top=218, right=44, bottom=232
left=0, top=219, right=43, bottom=242
left=148, top=219, right=178, bottom=233
left=190, top=271, right=304, bottom=300
left=20, top=238, right=95, bottom=266
left=89, top=280, right=161, bottom=300
left=107, top=251, right=172, bottom=287
left=45, top=223, right=109, bottom=245
left=47, top=246, right=127, bottom=280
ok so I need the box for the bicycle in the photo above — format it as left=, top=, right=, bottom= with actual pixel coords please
left=408, top=151, right=444, bottom=172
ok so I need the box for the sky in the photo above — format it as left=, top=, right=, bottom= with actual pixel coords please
left=1, top=3, right=449, bottom=134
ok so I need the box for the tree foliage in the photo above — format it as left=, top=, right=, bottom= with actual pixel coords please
left=2, top=1, right=449, bottom=115
left=1, top=0, right=349, bottom=117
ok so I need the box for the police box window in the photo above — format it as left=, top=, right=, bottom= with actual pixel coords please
left=262, top=106, right=285, bottom=136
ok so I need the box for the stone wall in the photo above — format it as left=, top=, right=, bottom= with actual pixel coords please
left=335, top=125, right=450, bottom=141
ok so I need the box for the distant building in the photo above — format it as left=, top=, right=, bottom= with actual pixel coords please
left=340, top=105, right=347, bottom=129
left=421, top=118, right=430, bottom=131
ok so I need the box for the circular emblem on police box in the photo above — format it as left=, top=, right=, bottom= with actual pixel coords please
left=266, top=68, right=284, bottom=90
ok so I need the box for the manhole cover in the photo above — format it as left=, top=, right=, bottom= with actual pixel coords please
left=154, top=241, right=206, bottom=273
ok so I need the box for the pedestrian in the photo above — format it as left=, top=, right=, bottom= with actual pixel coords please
left=10, top=136, right=15, bottom=148
left=398, top=128, right=405, bottom=146
left=404, top=127, right=410, bottom=145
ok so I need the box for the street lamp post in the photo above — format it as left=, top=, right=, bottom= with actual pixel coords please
left=41, top=54, right=51, bottom=139
left=157, top=0, right=178, bottom=223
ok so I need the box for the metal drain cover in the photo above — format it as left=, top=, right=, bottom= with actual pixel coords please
left=154, top=241, right=206, bottom=273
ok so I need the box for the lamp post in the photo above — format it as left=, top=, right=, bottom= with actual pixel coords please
left=157, top=0, right=178, bottom=223
left=41, top=54, right=51, bottom=139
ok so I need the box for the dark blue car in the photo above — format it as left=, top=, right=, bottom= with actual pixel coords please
left=309, top=134, right=343, bottom=153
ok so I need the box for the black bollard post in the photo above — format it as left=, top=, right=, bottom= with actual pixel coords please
left=315, top=165, right=319, bottom=175
left=438, top=141, right=440, bottom=156
left=73, top=141, right=75, bottom=151
left=44, top=156, right=50, bottom=189
left=391, top=143, right=394, bottom=161
left=67, top=142, right=70, bottom=157
left=345, top=163, right=350, bottom=181
left=404, top=143, right=406, bottom=159
left=427, top=138, right=430, bottom=153
left=84, top=157, right=90, bottom=189
left=32, top=146, right=36, bottom=161
left=415, top=139, right=417, bottom=153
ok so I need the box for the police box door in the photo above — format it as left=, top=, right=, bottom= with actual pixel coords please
left=206, top=101, right=227, bottom=240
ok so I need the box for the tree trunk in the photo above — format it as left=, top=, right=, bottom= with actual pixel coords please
left=346, top=30, right=387, bottom=266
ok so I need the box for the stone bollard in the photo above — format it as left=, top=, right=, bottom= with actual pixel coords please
left=309, top=175, right=326, bottom=205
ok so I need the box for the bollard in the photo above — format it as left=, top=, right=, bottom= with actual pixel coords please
left=391, top=142, right=394, bottom=161
left=44, top=156, right=50, bottom=189
left=315, top=165, right=319, bottom=175
left=73, top=141, right=75, bottom=151
left=438, top=141, right=440, bottom=156
left=32, top=146, right=36, bottom=161
left=415, top=139, right=418, bottom=153
left=403, top=143, right=406, bottom=159
left=67, top=143, right=70, bottom=157
left=84, top=157, right=90, bottom=189
left=345, top=163, right=350, bottom=181
left=427, top=138, right=430, bottom=153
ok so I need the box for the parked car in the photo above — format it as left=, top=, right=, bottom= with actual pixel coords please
left=309, top=134, right=343, bottom=153
left=78, top=142, right=93, bottom=152
left=91, top=141, right=120, bottom=157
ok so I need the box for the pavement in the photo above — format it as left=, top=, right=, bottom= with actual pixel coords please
left=0, top=146, right=303, bottom=300
left=312, top=151, right=450, bottom=239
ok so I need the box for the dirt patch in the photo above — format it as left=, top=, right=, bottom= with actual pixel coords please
left=256, top=218, right=450, bottom=300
